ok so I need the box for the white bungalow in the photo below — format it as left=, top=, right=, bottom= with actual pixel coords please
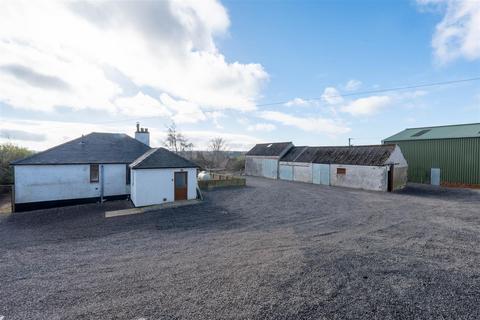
left=11, top=124, right=198, bottom=212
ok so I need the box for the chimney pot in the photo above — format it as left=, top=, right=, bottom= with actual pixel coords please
left=134, top=123, right=150, bottom=146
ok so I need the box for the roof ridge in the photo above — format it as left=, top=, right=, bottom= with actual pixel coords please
left=405, top=122, right=480, bottom=130
left=130, top=148, right=157, bottom=167
left=257, top=141, right=292, bottom=145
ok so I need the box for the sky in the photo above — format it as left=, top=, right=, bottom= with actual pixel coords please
left=0, top=0, right=479, bottom=151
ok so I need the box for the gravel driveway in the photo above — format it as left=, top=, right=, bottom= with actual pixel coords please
left=1, top=177, right=480, bottom=319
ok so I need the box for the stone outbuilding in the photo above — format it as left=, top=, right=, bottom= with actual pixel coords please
left=247, top=142, right=408, bottom=192
left=245, top=142, right=293, bottom=179
left=310, top=144, right=408, bottom=192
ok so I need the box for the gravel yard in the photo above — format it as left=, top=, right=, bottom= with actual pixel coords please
left=1, top=177, right=480, bottom=320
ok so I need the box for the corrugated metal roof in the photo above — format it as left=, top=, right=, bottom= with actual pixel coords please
left=12, top=132, right=150, bottom=165
left=295, top=147, right=323, bottom=162
left=130, top=148, right=198, bottom=169
left=246, top=142, right=293, bottom=157
left=280, top=145, right=396, bottom=166
left=313, top=145, right=396, bottom=166
left=280, top=146, right=308, bottom=162
left=384, top=123, right=480, bottom=142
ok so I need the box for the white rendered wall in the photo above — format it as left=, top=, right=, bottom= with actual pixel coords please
left=330, top=164, right=388, bottom=192
left=103, top=164, right=130, bottom=196
left=14, top=164, right=130, bottom=204
left=131, top=167, right=197, bottom=207
left=386, top=146, right=408, bottom=166
left=293, top=163, right=312, bottom=183
left=135, top=132, right=150, bottom=146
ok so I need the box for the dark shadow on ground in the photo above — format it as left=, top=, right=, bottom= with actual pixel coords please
left=397, top=183, right=480, bottom=202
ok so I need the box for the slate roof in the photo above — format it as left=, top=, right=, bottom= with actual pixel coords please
left=12, top=132, right=150, bottom=165
left=384, top=123, right=480, bottom=142
left=246, top=142, right=293, bottom=157
left=280, top=145, right=397, bottom=166
left=130, top=148, right=198, bottom=169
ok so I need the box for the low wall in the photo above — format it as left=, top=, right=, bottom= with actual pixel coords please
left=198, top=173, right=246, bottom=190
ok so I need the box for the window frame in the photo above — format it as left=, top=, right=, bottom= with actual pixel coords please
left=90, top=164, right=99, bottom=183
left=336, top=167, right=346, bottom=175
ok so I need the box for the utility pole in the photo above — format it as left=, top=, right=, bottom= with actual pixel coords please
left=348, top=138, right=353, bottom=146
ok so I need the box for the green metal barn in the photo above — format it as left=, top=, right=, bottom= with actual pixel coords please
left=383, top=123, right=480, bottom=187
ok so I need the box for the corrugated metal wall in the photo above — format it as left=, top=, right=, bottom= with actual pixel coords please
left=388, top=138, right=480, bottom=185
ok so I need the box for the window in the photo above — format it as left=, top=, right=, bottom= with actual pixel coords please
left=337, top=168, right=346, bottom=175
left=126, top=164, right=131, bottom=185
left=90, top=164, right=99, bottom=183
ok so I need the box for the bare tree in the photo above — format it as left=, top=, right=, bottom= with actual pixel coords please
left=164, top=121, right=194, bottom=152
left=208, top=137, right=228, bottom=168
left=209, top=137, right=228, bottom=153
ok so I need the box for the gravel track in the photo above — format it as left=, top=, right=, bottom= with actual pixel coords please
left=1, top=177, right=480, bottom=319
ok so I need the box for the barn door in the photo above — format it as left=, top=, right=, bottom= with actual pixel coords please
left=174, top=172, right=188, bottom=201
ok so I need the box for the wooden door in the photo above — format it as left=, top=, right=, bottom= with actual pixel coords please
left=174, top=172, right=188, bottom=201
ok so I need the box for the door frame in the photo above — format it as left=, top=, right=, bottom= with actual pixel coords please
left=387, top=164, right=394, bottom=192
left=174, top=171, right=188, bottom=201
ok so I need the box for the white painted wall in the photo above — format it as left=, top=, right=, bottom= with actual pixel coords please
left=130, top=167, right=197, bottom=207
left=135, top=131, right=150, bottom=146
left=293, top=163, right=312, bottom=183
left=14, top=164, right=130, bottom=204
left=330, top=164, right=388, bottom=191
left=103, top=164, right=130, bottom=196
left=386, top=145, right=408, bottom=166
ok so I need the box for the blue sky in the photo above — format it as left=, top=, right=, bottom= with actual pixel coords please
left=0, top=0, right=479, bottom=150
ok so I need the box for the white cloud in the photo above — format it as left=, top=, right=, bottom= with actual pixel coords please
left=115, top=92, right=171, bottom=117
left=259, top=111, right=350, bottom=135
left=395, top=90, right=428, bottom=99
left=159, top=93, right=206, bottom=124
left=418, top=0, right=480, bottom=63
left=284, top=98, right=311, bottom=107
left=345, top=79, right=362, bottom=91
left=205, top=111, right=225, bottom=129
left=340, top=95, right=391, bottom=116
left=247, top=123, right=276, bottom=132
left=321, top=87, right=344, bottom=105
left=0, top=0, right=268, bottom=116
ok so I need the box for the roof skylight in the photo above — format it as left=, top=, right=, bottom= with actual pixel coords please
left=411, top=129, right=431, bottom=137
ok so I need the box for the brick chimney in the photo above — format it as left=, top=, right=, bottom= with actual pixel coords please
left=134, top=122, right=150, bottom=146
